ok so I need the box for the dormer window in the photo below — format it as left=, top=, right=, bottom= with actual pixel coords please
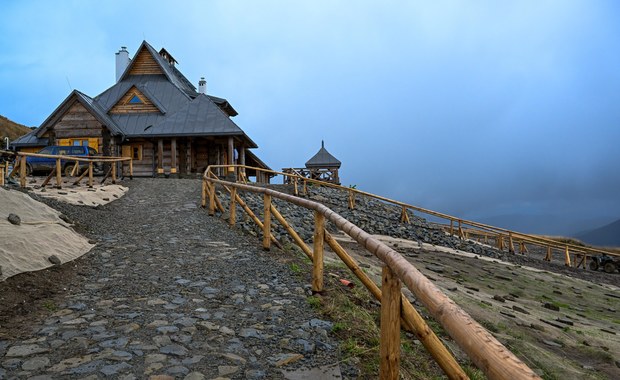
left=129, top=95, right=143, bottom=104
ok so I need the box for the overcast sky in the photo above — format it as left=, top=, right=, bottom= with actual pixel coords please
left=1, top=1, right=619, bottom=234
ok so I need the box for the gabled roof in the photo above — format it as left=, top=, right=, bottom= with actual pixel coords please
left=137, top=94, right=257, bottom=148
left=118, top=41, right=197, bottom=97
left=10, top=130, right=48, bottom=148
left=36, top=90, right=123, bottom=138
left=305, top=141, right=341, bottom=168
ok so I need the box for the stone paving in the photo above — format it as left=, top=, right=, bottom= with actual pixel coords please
left=0, top=179, right=349, bottom=379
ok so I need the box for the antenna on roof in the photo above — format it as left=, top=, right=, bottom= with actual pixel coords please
left=65, top=76, right=73, bottom=91
left=321, top=140, right=324, bottom=148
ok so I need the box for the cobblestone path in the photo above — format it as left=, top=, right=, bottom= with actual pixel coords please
left=0, top=179, right=346, bottom=379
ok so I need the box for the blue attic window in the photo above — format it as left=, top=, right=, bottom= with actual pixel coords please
left=129, top=95, right=143, bottom=104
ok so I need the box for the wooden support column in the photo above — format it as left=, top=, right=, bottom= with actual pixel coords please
left=239, top=144, right=245, bottom=177
left=186, top=138, right=192, bottom=174
left=227, top=136, right=234, bottom=176
left=170, top=138, right=177, bottom=175
left=55, top=158, right=62, bottom=189
left=312, top=211, right=325, bottom=293
left=564, top=245, right=571, bottom=266
left=263, top=194, right=271, bottom=250
left=380, top=265, right=401, bottom=380
left=157, top=139, right=164, bottom=175
left=229, top=187, right=237, bottom=227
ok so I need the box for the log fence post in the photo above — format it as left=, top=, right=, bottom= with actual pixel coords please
left=111, top=161, right=117, bottom=184
left=449, top=220, right=454, bottom=235
left=20, top=156, right=27, bottom=188
left=508, top=232, right=515, bottom=254
left=263, top=194, right=272, bottom=250
left=312, top=211, right=325, bottom=293
left=0, top=166, right=4, bottom=187
left=129, top=158, right=133, bottom=179
left=88, top=162, right=94, bottom=188
left=201, top=180, right=207, bottom=208
left=303, top=180, right=307, bottom=196
left=544, top=246, right=552, bottom=261
left=229, top=186, right=237, bottom=227
left=55, top=158, right=62, bottom=189
left=458, top=220, right=464, bottom=239
left=293, top=177, right=298, bottom=196
left=564, top=245, right=571, bottom=266
left=380, top=265, right=401, bottom=380
left=400, top=206, right=410, bottom=224
left=209, top=182, right=216, bottom=216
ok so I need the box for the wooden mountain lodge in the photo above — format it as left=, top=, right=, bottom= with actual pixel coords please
left=283, top=141, right=341, bottom=184
left=11, top=41, right=270, bottom=180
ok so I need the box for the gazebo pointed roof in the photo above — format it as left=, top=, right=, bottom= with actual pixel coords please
left=305, top=140, right=341, bottom=169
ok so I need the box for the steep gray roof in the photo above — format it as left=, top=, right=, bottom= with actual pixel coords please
left=10, top=130, right=48, bottom=148
left=305, top=141, right=341, bottom=168
left=138, top=94, right=257, bottom=147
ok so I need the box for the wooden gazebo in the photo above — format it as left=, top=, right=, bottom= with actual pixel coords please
left=283, top=141, right=341, bottom=184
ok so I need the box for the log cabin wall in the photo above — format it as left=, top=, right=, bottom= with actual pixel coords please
left=52, top=102, right=104, bottom=151
left=121, top=139, right=154, bottom=177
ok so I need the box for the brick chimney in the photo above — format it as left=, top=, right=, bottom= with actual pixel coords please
left=198, top=77, right=207, bottom=94
left=115, top=46, right=130, bottom=82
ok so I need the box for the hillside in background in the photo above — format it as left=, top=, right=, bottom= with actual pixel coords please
left=0, top=114, right=33, bottom=143
left=576, top=218, right=620, bottom=247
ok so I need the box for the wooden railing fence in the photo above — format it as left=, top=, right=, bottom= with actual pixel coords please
left=203, top=165, right=541, bottom=380
left=6, top=152, right=132, bottom=189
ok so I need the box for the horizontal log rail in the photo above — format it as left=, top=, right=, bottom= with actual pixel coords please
left=208, top=164, right=619, bottom=264
left=10, top=151, right=132, bottom=189
left=202, top=166, right=540, bottom=380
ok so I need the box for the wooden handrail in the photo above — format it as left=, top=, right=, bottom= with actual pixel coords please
left=205, top=164, right=618, bottom=260
left=202, top=170, right=540, bottom=380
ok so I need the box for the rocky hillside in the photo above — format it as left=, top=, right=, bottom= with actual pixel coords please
left=0, top=114, right=32, bottom=142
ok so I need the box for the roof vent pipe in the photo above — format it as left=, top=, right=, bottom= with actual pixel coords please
left=198, top=77, right=207, bottom=94
left=115, top=46, right=130, bottom=82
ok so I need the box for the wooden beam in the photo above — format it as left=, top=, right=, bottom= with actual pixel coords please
left=263, top=194, right=271, bottom=250
left=312, top=211, right=325, bottom=293
left=272, top=204, right=313, bottom=259
left=111, top=161, right=117, bottom=184
left=380, top=265, right=401, bottom=380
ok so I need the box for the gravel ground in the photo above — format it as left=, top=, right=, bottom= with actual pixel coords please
left=0, top=178, right=352, bottom=379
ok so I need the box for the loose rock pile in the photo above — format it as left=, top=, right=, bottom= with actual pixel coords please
left=216, top=184, right=505, bottom=259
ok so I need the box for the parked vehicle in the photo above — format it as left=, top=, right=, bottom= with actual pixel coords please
left=589, top=254, right=620, bottom=273
left=26, top=145, right=101, bottom=176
